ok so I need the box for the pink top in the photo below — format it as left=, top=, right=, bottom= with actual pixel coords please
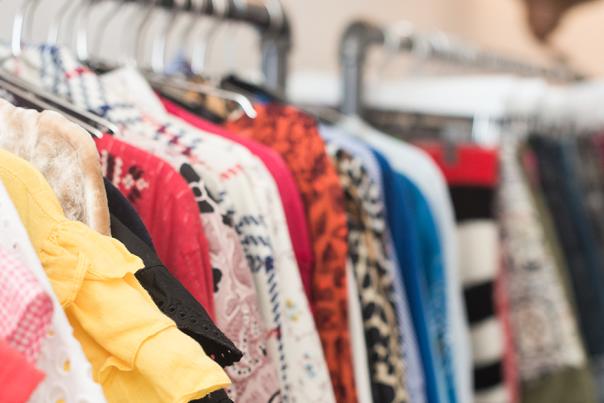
left=0, top=339, right=45, bottom=403
left=0, top=248, right=53, bottom=363
left=161, top=98, right=315, bottom=299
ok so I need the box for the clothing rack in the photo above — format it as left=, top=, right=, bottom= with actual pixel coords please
left=123, top=0, right=292, bottom=93
left=339, top=20, right=584, bottom=116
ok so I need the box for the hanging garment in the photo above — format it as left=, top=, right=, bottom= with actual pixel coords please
left=59, top=62, right=280, bottom=401
left=520, top=144, right=596, bottom=403
left=152, top=110, right=331, bottom=403
left=0, top=247, right=53, bottom=363
left=97, top=115, right=278, bottom=402
left=110, top=215, right=235, bottom=403
left=96, top=134, right=216, bottom=316
left=529, top=136, right=604, bottom=400
left=320, top=124, right=426, bottom=403
left=11, top=47, right=327, bottom=403
left=106, top=166, right=280, bottom=402
left=496, top=256, right=519, bottom=403
left=171, top=167, right=282, bottom=403
left=340, top=117, right=464, bottom=403
left=97, top=68, right=293, bottom=402
left=102, top=146, right=278, bottom=402
left=110, top=64, right=326, bottom=401
left=109, top=214, right=242, bottom=366
left=0, top=339, right=45, bottom=403
left=162, top=97, right=315, bottom=300
left=109, top=77, right=333, bottom=402
left=326, top=143, right=408, bottom=402
left=341, top=116, right=471, bottom=403
left=380, top=154, right=450, bottom=403
left=0, top=99, right=110, bottom=235
left=0, top=147, right=231, bottom=402
left=0, top=177, right=107, bottom=403
left=346, top=259, right=374, bottom=403
left=576, top=137, right=604, bottom=252
left=418, top=144, right=513, bottom=403
left=227, top=104, right=357, bottom=403
left=528, top=136, right=604, bottom=356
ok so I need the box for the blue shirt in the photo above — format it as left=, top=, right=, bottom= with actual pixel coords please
left=372, top=149, right=451, bottom=403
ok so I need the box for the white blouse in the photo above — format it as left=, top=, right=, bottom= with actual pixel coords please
left=0, top=181, right=107, bottom=403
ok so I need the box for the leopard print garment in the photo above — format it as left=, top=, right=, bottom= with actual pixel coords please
left=227, top=105, right=357, bottom=402
left=327, top=144, right=409, bottom=403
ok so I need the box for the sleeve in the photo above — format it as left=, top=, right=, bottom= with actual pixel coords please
left=40, top=220, right=231, bottom=403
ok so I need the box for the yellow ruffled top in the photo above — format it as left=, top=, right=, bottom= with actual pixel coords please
left=0, top=149, right=231, bottom=402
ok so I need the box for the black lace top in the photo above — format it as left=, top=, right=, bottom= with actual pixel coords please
left=110, top=214, right=242, bottom=366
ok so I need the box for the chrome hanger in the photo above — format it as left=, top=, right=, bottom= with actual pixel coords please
left=47, top=0, right=71, bottom=43
left=47, top=0, right=82, bottom=46
left=150, top=0, right=187, bottom=73
left=141, top=0, right=256, bottom=118
left=75, top=0, right=100, bottom=62
left=191, top=0, right=227, bottom=75
left=23, top=0, right=43, bottom=45
left=65, top=0, right=90, bottom=50
left=133, top=0, right=160, bottom=67
left=265, top=0, right=286, bottom=33
left=3, top=0, right=121, bottom=138
left=180, top=0, right=207, bottom=66
left=0, top=70, right=121, bottom=137
left=91, top=0, right=126, bottom=59
left=11, top=0, right=41, bottom=57
left=0, top=74, right=105, bottom=137
left=147, top=72, right=258, bottom=118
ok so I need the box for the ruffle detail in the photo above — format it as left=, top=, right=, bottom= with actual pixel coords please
left=135, top=266, right=243, bottom=367
left=39, top=220, right=231, bottom=401
left=42, top=220, right=143, bottom=283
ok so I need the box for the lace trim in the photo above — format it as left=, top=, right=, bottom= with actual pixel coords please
left=138, top=266, right=242, bottom=367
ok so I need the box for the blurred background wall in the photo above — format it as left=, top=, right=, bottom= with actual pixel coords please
left=279, top=0, right=604, bottom=76
left=0, top=0, right=603, bottom=76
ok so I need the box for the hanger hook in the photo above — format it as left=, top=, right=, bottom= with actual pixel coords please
left=24, top=0, right=43, bottom=45
left=12, top=0, right=41, bottom=57
left=191, top=0, right=227, bottom=75
left=264, top=0, right=285, bottom=33
left=47, top=0, right=80, bottom=45
left=65, top=0, right=90, bottom=51
left=151, top=0, right=187, bottom=74
left=75, top=0, right=99, bottom=62
left=180, top=0, right=206, bottom=71
left=132, top=0, right=159, bottom=67
left=47, top=0, right=71, bottom=44
left=91, top=0, right=126, bottom=59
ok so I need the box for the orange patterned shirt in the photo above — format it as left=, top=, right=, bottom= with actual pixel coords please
left=227, top=104, right=357, bottom=402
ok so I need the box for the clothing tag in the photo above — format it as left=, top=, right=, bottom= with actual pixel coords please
left=101, top=67, right=167, bottom=117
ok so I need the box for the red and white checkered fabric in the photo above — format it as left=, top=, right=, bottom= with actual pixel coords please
left=0, top=247, right=53, bottom=363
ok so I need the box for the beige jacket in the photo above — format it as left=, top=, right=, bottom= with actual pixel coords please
left=0, top=99, right=110, bottom=235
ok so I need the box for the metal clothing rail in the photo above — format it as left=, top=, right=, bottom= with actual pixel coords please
left=124, top=0, right=292, bottom=93
left=339, top=20, right=584, bottom=116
